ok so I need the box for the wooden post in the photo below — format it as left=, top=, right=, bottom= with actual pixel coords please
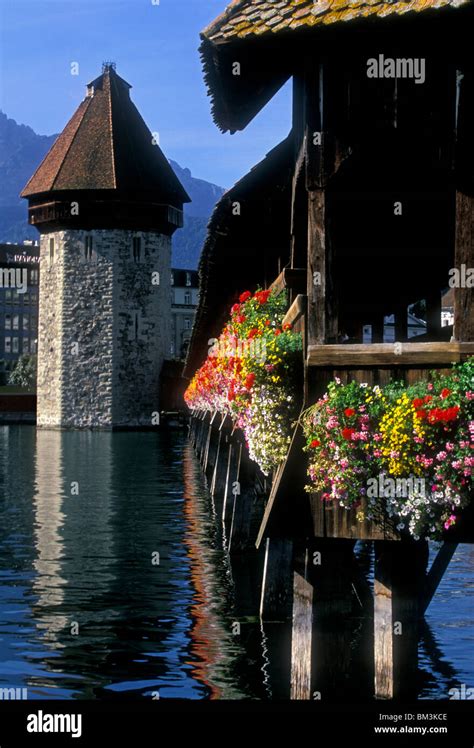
left=454, top=64, right=474, bottom=342
left=291, top=569, right=314, bottom=700
left=229, top=447, right=257, bottom=554
left=422, top=542, right=458, bottom=615
left=260, top=538, right=293, bottom=621
left=222, top=436, right=241, bottom=534
left=290, top=540, right=355, bottom=699
left=203, top=411, right=219, bottom=477
left=374, top=541, right=429, bottom=699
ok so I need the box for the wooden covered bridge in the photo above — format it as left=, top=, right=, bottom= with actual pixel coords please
left=184, top=0, right=474, bottom=699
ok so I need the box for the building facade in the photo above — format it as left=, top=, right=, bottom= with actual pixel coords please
left=0, top=242, right=39, bottom=381
left=21, top=64, right=189, bottom=428
left=170, top=269, right=199, bottom=359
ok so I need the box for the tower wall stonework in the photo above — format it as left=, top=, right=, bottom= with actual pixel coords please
left=37, top=229, right=171, bottom=429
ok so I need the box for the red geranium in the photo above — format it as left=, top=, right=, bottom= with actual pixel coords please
left=239, top=291, right=252, bottom=303
left=342, top=427, right=355, bottom=441
left=310, top=439, right=321, bottom=448
left=231, top=304, right=240, bottom=314
left=441, top=388, right=451, bottom=399
left=255, top=289, right=271, bottom=305
left=245, top=373, right=256, bottom=389
left=344, top=408, right=356, bottom=417
left=248, top=328, right=260, bottom=339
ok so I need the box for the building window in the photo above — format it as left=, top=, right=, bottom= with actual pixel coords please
left=49, top=237, right=55, bottom=262
left=12, top=338, right=19, bottom=354
left=185, top=272, right=191, bottom=287
left=184, top=291, right=191, bottom=305
left=23, top=292, right=30, bottom=305
left=170, top=271, right=175, bottom=286
left=12, top=314, right=19, bottom=330
left=23, top=315, right=29, bottom=331
left=30, top=269, right=39, bottom=285
left=5, top=314, right=11, bottom=330
left=5, top=290, right=12, bottom=302
left=84, top=235, right=93, bottom=261
left=31, top=316, right=37, bottom=332
left=184, top=317, right=191, bottom=330
left=23, top=338, right=29, bottom=354
left=30, top=339, right=37, bottom=354
left=132, top=236, right=142, bottom=262
left=31, top=292, right=38, bottom=305
left=12, top=290, right=19, bottom=305
left=4, top=337, right=11, bottom=353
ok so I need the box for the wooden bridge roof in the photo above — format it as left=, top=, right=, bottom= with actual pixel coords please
left=203, top=0, right=470, bottom=43
left=183, top=135, right=294, bottom=379
left=21, top=65, right=190, bottom=206
left=200, top=0, right=473, bottom=132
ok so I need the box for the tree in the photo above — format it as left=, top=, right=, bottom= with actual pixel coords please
left=8, top=355, right=37, bottom=390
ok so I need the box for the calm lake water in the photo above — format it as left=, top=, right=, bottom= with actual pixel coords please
left=0, top=426, right=472, bottom=700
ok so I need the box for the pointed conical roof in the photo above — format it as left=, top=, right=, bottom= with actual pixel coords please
left=21, top=64, right=190, bottom=205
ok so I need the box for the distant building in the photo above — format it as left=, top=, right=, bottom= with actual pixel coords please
left=0, top=242, right=40, bottom=379
left=441, top=288, right=455, bottom=327
left=170, top=269, right=199, bottom=359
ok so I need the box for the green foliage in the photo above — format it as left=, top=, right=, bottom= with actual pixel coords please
left=8, top=355, right=37, bottom=390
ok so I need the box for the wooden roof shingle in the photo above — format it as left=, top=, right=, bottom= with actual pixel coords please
left=21, top=65, right=190, bottom=206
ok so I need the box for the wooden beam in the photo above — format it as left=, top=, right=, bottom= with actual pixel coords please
left=454, top=64, right=474, bottom=342
left=260, top=538, right=293, bottom=621
left=374, top=542, right=428, bottom=699
left=270, top=267, right=307, bottom=296
left=282, top=294, right=307, bottom=329
left=307, top=341, right=474, bottom=367
left=422, top=542, right=458, bottom=615
left=290, top=571, right=313, bottom=700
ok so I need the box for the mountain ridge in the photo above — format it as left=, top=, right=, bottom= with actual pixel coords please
left=0, top=111, right=223, bottom=269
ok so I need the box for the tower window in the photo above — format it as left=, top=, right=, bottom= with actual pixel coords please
left=4, top=337, right=11, bottom=353
left=30, top=269, right=39, bottom=285
left=184, top=317, right=191, bottom=330
left=132, top=236, right=142, bottom=262
left=5, top=314, right=11, bottom=330
left=184, top=291, right=191, bottom=305
left=49, top=237, right=55, bottom=262
left=84, top=235, right=93, bottom=261
left=12, top=337, right=19, bottom=354
left=185, top=272, right=191, bottom=287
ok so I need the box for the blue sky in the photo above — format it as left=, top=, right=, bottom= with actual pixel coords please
left=0, top=0, right=291, bottom=189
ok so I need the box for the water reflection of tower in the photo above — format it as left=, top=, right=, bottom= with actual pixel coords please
left=32, top=430, right=68, bottom=640
left=31, top=431, right=114, bottom=697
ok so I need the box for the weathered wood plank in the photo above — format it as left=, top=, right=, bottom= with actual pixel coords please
left=422, top=542, right=459, bottom=614
left=282, top=294, right=307, bottom=329
left=260, top=538, right=294, bottom=621
left=374, top=542, right=428, bottom=699
left=307, top=342, right=474, bottom=366
left=270, top=267, right=307, bottom=296
left=290, top=571, right=313, bottom=700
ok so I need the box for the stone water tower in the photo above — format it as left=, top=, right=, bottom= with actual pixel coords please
left=21, top=64, right=190, bottom=428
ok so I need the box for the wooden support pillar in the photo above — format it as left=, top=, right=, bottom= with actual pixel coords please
left=222, top=436, right=241, bottom=534
left=422, top=542, right=458, bottom=615
left=203, top=411, right=219, bottom=477
left=290, top=540, right=355, bottom=699
left=454, top=63, right=474, bottom=342
left=210, top=416, right=232, bottom=514
left=260, top=538, right=293, bottom=621
left=291, top=569, right=314, bottom=700
left=374, top=541, right=429, bottom=699
left=198, top=411, right=210, bottom=463
left=229, top=445, right=257, bottom=554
